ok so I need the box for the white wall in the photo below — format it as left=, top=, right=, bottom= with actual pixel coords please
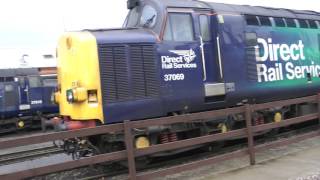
left=0, top=49, right=56, bottom=69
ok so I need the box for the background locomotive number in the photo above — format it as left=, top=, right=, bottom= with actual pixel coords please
left=164, top=74, right=185, bottom=81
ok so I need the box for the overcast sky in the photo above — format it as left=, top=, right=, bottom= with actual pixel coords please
left=0, top=0, right=319, bottom=50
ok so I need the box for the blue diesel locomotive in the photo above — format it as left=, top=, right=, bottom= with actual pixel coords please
left=0, top=68, right=58, bottom=133
left=54, top=0, right=320, bottom=155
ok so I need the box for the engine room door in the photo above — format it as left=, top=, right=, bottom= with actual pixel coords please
left=194, top=10, right=226, bottom=99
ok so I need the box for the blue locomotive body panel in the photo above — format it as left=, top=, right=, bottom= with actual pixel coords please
left=218, top=15, right=320, bottom=104
left=0, top=82, right=19, bottom=118
left=88, top=0, right=320, bottom=124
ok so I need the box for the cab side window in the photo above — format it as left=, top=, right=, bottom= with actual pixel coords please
left=163, top=13, right=194, bottom=42
left=28, top=76, right=42, bottom=88
left=43, top=78, right=57, bottom=87
left=5, top=84, right=14, bottom=92
left=199, top=15, right=211, bottom=41
left=19, top=77, right=26, bottom=88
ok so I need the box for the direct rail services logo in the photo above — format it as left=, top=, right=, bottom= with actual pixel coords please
left=161, top=49, right=197, bottom=70
left=255, top=38, right=320, bottom=83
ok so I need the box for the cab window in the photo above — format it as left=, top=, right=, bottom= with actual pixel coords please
left=5, top=84, right=14, bottom=92
left=163, top=13, right=194, bottom=42
left=43, top=78, right=57, bottom=87
left=199, top=15, right=211, bottom=41
left=28, top=76, right=42, bottom=88
left=126, top=5, right=158, bottom=29
left=19, top=77, right=26, bottom=88
left=126, top=7, right=140, bottom=27
left=139, top=5, right=157, bottom=28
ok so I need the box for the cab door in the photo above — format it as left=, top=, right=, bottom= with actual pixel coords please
left=159, top=9, right=204, bottom=112
left=27, top=76, right=43, bottom=112
left=193, top=10, right=226, bottom=100
left=18, top=76, right=30, bottom=111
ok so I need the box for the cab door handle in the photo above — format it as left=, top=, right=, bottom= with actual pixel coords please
left=199, top=36, right=207, bottom=81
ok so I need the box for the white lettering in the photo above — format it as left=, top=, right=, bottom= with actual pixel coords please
left=161, top=49, right=197, bottom=70
left=280, top=44, right=290, bottom=61
left=256, top=38, right=269, bottom=62
left=256, top=38, right=305, bottom=62
left=164, top=74, right=185, bottom=81
left=290, top=44, right=300, bottom=61
left=298, top=40, right=305, bottom=60
left=31, top=100, right=43, bottom=105
left=257, top=64, right=268, bottom=82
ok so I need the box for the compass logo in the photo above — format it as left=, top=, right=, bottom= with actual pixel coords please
left=169, top=49, right=196, bottom=63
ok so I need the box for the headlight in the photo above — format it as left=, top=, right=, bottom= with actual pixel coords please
left=66, top=89, right=74, bottom=103
left=66, top=88, right=87, bottom=103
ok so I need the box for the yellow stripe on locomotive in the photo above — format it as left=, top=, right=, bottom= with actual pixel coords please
left=55, top=32, right=104, bottom=123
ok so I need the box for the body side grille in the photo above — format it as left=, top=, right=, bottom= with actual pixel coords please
left=98, top=44, right=159, bottom=104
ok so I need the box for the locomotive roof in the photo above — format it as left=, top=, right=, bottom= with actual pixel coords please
left=156, top=0, right=320, bottom=20
left=0, top=68, right=39, bottom=77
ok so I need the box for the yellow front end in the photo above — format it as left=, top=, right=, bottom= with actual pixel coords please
left=56, top=32, right=104, bottom=123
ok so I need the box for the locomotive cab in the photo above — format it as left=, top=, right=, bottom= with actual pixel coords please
left=124, top=0, right=229, bottom=110
left=17, top=74, right=43, bottom=114
left=124, top=0, right=225, bottom=85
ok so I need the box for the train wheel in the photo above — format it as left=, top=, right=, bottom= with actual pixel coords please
left=203, top=123, right=229, bottom=152
left=265, top=112, right=282, bottom=137
left=218, top=123, right=229, bottom=134
left=135, top=136, right=151, bottom=149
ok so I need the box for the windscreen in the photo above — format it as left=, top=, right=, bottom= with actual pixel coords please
left=125, top=5, right=158, bottom=29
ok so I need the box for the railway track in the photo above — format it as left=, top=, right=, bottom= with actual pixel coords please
left=1, top=121, right=316, bottom=180
left=0, top=146, right=63, bottom=166
left=0, top=130, right=53, bottom=142
left=77, top=123, right=320, bottom=180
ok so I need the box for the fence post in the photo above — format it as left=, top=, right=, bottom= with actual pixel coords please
left=245, top=104, right=256, bottom=165
left=124, top=120, right=137, bottom=180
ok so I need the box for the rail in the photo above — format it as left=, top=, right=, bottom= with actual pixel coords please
left=0, top=94, right=319, bottom=179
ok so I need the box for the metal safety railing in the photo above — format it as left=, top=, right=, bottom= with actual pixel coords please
left=0, top=95, right=319, bottom=180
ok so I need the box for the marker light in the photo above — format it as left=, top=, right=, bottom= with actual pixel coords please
left=66, top=37, right=73, bottom=50
left=88, top=90, right=98, bottom=103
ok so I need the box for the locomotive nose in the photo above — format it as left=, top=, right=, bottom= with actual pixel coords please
left=56, top=32, right=104, bottom=123
left=56, top=28, right=158, bottom=125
